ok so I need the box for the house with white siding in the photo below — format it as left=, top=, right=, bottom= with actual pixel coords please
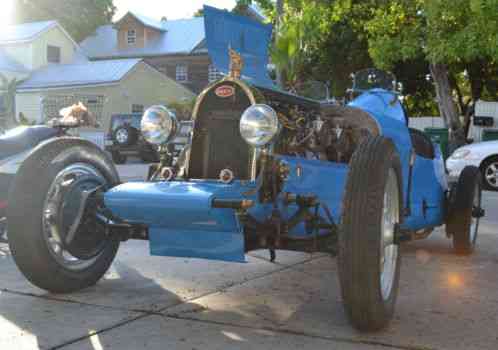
left=0, top=20, right=194, bottom=132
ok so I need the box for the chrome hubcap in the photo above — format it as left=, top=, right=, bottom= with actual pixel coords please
left=380, top=169, right=399, bottom=301
left=42, top=163, right=106, bottom=270
left=485, top=162, right=498, bottom=188
left=116, top=129, right=128, bottom=144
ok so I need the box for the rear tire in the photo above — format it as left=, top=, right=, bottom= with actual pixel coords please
left=447, top=166, right=482, bottom=255
left=338, top=136, right=402, bottom=332
left=7, top=138, right=120, bottom=293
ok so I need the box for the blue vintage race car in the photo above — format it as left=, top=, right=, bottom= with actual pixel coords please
left=7, top=6, right=484, bottom=331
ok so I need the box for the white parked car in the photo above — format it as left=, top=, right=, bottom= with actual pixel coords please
left=446, top=140, right=498, bottom=191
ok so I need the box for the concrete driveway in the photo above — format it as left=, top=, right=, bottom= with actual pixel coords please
left=1, top=163, right=497, bottom=350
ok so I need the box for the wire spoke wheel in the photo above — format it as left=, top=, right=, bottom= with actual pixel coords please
left=380, top=169, right=399, bottom=301
left=469, top=185, right=480, bottom=244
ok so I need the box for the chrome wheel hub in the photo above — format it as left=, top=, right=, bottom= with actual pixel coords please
left=485, top=162, right=498, bottom=189
left=380, top=169, right=399, bottom=301
left=42, top=163, right=107, bottom=271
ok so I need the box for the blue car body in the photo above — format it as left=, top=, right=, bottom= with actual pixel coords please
left=103, top=6, right=448, bottom=262
left=104, top=92, right=447, bottom=262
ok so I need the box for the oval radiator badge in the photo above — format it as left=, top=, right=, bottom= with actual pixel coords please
left=215, top=85, right=235, bottom=98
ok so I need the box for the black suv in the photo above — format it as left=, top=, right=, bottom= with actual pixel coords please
left=105, top=113, right=192, bottom=164
left=105, top=113, right=158, bottom=164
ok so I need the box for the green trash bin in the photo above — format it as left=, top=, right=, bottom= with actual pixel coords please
left=424, top=127, right=449, bottom=159
left=482, top=129, right=498, bottom=142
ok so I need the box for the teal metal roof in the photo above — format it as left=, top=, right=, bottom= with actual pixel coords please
left=0, top=21, right=57, bottom=44
left=17, top=59, right=142, bottom=90
left=80, top=17, right=205, bottom=59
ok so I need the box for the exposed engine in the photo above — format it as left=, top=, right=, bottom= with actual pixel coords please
left=264, top=96, right=378, bottom=164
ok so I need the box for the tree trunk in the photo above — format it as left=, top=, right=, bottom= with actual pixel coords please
left=430, top=63, right=466, bottom=149
left=275, top=0, right=284, bottom=88
left=467, top=60, right=484, bottom=101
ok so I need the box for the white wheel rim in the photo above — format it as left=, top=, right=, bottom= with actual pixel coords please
left=42, top=163, right=106, bottom=271
left=380, top=169, right=399, bottom=301
left=485, top=162, right=498, bottom=188
left=116, top=129, right=129, bottom=144
left=470, top=184, right=480, bottom=243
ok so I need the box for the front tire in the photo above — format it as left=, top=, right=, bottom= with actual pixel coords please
left=338, top=136, right=402, bottom=332
left=7, top=138, right=120, bottom=293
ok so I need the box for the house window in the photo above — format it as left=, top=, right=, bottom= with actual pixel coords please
left=176, top=64, right=188, bottom=82
left=132, top=104, right=144, bottom=114
left=47, top=45, right=61, bottom=63
left=127, top=29, right=136, bottom=44
left=208, top=64, right=222, bottom=82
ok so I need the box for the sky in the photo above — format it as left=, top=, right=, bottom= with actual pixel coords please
left=113, top=0, right=237, bottom=21
left=1, top=0, right=14, bottom=25
left=0, top=0, right=237, bottom=27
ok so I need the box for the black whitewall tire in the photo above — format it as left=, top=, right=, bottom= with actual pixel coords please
left=338, top=136, right=402, bottom=332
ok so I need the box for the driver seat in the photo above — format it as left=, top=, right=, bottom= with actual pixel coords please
left=409, top=128, right=435, bottom=159
left=0, top=126, right=59, bottom=161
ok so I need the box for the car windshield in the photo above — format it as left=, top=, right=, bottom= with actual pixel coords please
left=293, top=81, right=329, bottom=101
left=352, top=68, right=396, bottom=92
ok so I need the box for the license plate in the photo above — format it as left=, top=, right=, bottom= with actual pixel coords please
left=104, top=140, right=113, bottom=146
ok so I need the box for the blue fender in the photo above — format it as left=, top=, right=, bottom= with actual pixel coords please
left=104, top=181, right=258, bottom=262
left=350, top=90, right=447, bottom=230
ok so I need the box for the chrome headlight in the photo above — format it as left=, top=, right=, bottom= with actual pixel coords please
left=450, top=149, right=471, bottom=160
left=239, top=104, right=280, bottom=147
left=141, top=105, right=178, bottom=145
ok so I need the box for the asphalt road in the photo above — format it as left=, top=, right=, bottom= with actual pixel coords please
left=0, top=163, right=497, bottom=350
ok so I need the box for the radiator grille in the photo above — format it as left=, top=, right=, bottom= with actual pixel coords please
left=188, top=81, right=253, bottom=179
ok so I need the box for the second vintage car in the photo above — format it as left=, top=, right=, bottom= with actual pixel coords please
left=105, top=113, right=158, bottom=164
left=7, top=6, right=484, bottom=332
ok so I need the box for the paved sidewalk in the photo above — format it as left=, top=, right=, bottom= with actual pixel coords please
left=1, top=168, right=497, bottom=349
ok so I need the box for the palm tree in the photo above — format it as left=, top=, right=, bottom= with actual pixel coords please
left=0, top=73, right=20, bottom=129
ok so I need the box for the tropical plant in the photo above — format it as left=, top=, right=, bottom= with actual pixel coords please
left=242, top=0, right=498, bottom=126
left=0, top=74, right=20, bottom=127
left=365, top=0, right=498, bottom=144
left=168, top=98, right=196, bottom=121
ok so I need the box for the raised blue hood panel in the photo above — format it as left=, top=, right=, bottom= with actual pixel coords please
left=203, top=5, right=275, bottom=88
